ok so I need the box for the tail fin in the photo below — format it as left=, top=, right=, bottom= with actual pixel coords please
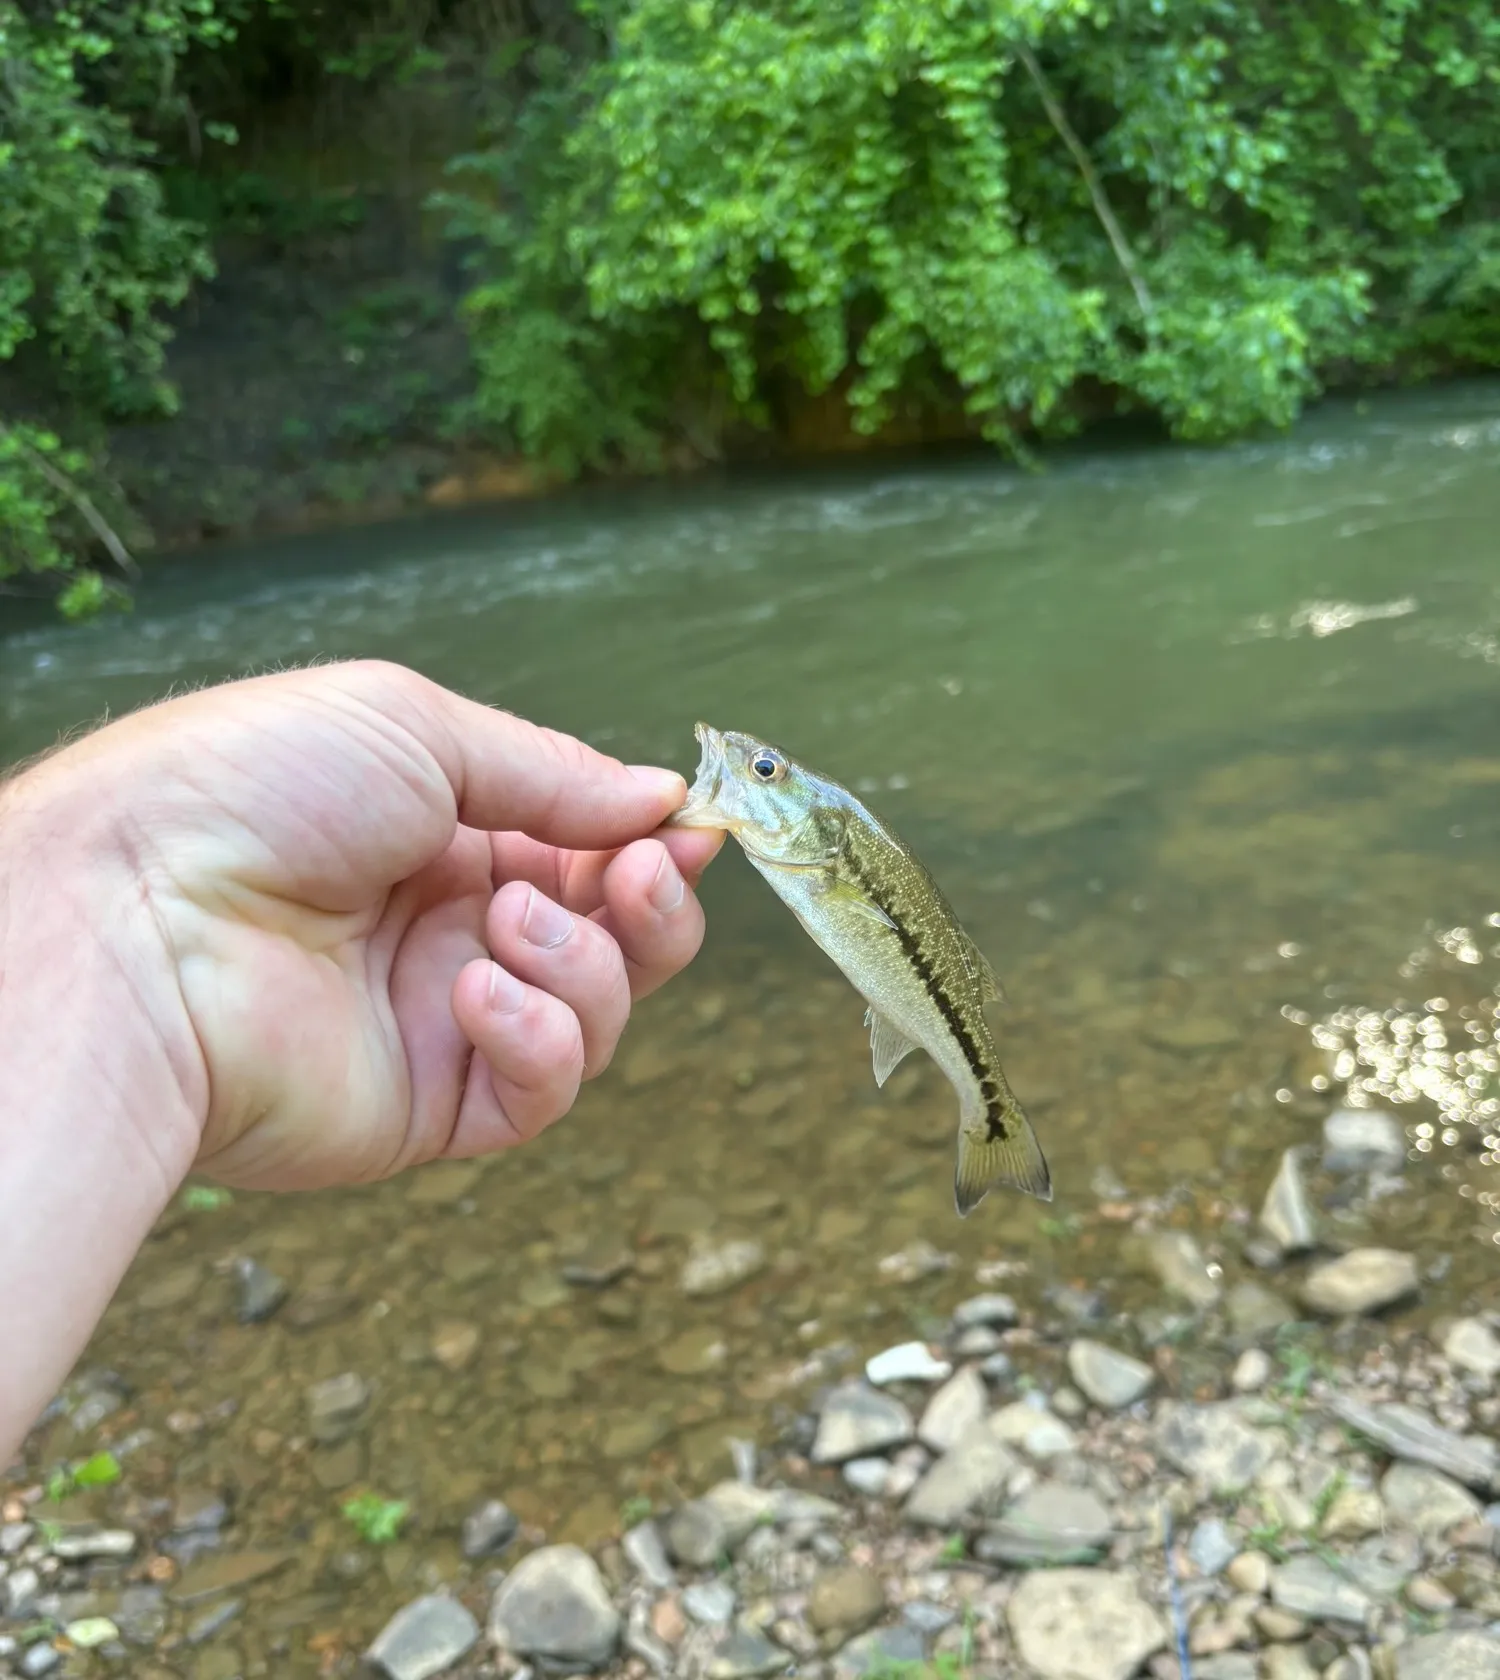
left=954, top=1104, right=1052, bottom=1215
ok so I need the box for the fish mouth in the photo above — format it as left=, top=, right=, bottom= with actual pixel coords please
left=665, top=721, right=730, bottom=829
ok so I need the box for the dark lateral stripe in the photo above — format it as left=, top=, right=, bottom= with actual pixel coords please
left=844, top=854, right=1008, bottom=1138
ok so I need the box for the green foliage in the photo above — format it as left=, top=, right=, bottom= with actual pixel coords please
left=342, top=1492, right=410, bottom=1545
left=45, top=1451, right=122, bottom=1503
left=179, top=1183, right=235, bottom=1211
left=445, top=0, right=1500, bottom=470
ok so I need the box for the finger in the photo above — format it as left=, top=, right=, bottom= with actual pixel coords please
left=485, top=879, right=632, bottom=1076
left=589, top=837, right=709, bottom=1002
left=448, top=958, right=586, bottom=1152
left=489, top=825, right=725, bottom=914
left=340, top=661, right=690, bottom=848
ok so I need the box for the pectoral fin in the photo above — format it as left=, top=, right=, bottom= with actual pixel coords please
left=864, top=1006, right=917, bottom=1086
left=835, top=886, right=897, bottom=929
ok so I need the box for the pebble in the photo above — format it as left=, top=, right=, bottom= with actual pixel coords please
left=1405, top=1574, right=1456, bottom=1613
left=1007, top=1568, right=1167, bottom=1680
left=48, top=1529, right=137, bottom=1560
left=1319, top=1483, right=1383, bottom=1540
left=430, top=1321, right=479, bottom=1372
left=1225, top=1552, right=1272, bottom=1595
left=169, top=1548, right=295, bottom=1602
left=1261, top=1646, right=1320, bottom=1680
left=1232, top=1348, right=1272, bottom=1392
left=680, top=1239, right=766, bottom=1297
left=1329, top=1396, right=1500, bottom=1493
left=951, top=1293, right=1018, bottom=1329
left=1380, top=1461, right=1482, bottom=1537
left=185, top=1600, right=243, bottom=1644
left=19, top=1645, right=60, bottom=1678
left=1186, top=1517, right=1238, bottom=1576
left=1254, top=1606, right=1308, bottom=1641
left=559, top=1234, right=634, bottom=1287
left=806, top=1565, right=885, bottom=1641
left=865, top=1342, right=951, bottom=1385
left=683, top=1581, right=736, bottom=1625
left=1067, top=1338, right=1154, bottom=1409
left=989, top=1400, right=1076, bottom=1457
left=0, top=1522, right=32, bottom=1555
left=841, top=1459, right=890, bottom=1497
left=703, top=1624, right=790, bottom=1679
left=305, top=1372, right=371, bottom=1444
left=951, top=1325, right=1002, bottom=1358
left=1301, top=1249, right=1419, bottom=1316
left=650, top=1597, right=687, bottom=1646
left=1259, top=1148, right=1318, bottom=1254
left=1322, top=1108, right=1406, bottom=1175
left=488, top=1544, right=620, bottom=1669
left=663, top=1501, right=727, bottom=1569
left=1146, top=1231, right=1222, bottom=1308
left=622, top=1521, right=675, bottom=1589
left=3, top=1565, right=39, bottom=1617
left=233, top=1258, right=288, bottom=1324
left=811, top=1383, right=914, bottom=1464
left=917, top=1367, right=987, bottom=1452
left=1443, top=1317, right=1500, bottom=1379
left=365, top=1595, right=480, bottom=1680
left=113, top=1585, right=168, bottom=1645
left=1156, top=1402, right=1277, bottom=1495
left=460, top=1499, right=518, bottom=1559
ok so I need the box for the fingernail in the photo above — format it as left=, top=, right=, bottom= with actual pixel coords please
left=522, top=887, right=574, bottom=948
left=649, top=852, right=685, bottom=914
left=628, top=765, right=686, bottom=804
left=488, top=963, right=526, bottom=1014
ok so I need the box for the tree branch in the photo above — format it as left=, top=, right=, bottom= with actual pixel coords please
left=2, top=426, right=140, bottom=580
left=1013, top=40, right=1155, bottom=326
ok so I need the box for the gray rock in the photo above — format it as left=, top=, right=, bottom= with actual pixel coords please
left=623, top=1603, right=674, bottom=1678
left=1343, top=1531, right=1422, bottom=1600
left=47, top=1528, right=136, bottom=1560
left=683, top=1581, right=737, bottom=1626
left=833, top=1625, right=925, bottom=1679
left=19, top=1645, right=60, bottom=1679
left=1443, top=1317, right=1500, bottom=1379
left=1007, top=1568, right=1167, bottom=1680
left=917, top=1367, right=987, bottom=1453
left=901, top=1601, right=955, bottom=1639
left=1380, top=1461, right=1483, bottom=1537
left=989, top=1400, right=1076, bottom=1458
left=904, top=1419, right=1019, bottom=1526
left=978, top=1481, right=1112, bottom=1565
left=1395, top=1631, right=1500, bottom=1680
left=306, top=1372, right=370, bottom=1445
left=664, top=1500, right=727, bottom=1568
left=1259, top=1149, right=1318, bottom=1254
left=1157, top=1402, right=1277, bottom=1494
left=1066, top=1339, right=1154, bottom=1410
left=0, top=1523, right=32, bottom=1556
left=841, top=1458, right=891, bottom=1497
left=233, top=1258, right=288, bottom=1324
left=1323, top=1108, right=1406, bottom=1175
left=811, top=1384, right=914, bottom=1464
left=3, top=1565, right=39, bottom=1617
left=951, top=1293, right=1017, bottom=1329
left=1187, top=1517, right=1238, bottom=1576
left=806, top=1565, right=885, bottom=1640
left=1192, top=1658, right=1257, bottom=1680
left=1330, top=1396, right=1500, bottom=1493
left=1146, top=1231, right=1222, bottom=1308
left=1270, top=1555, right=1373, bottom=1625
left=680, top=1239, right=766, bottom=1297
left=488, top=1545, right=619, bottom=1669
left=460, top=1499, right=517, bottom=1560
left=622, top=1520, right=674, bottom=1589
left=1301, top=1249, right=1418, bottom=1316
left=113, top=1585, right=167, bottom=1645
left=865, top=1342, right=951, bottom=1385
left=951, top=1325, right=1002, bottom=1358
left=367, top=1595, right=480, bottom=1680
left=704, top=1624, right=790, bottom=1679
left=1226, top=1281, right=1297, bottom=1341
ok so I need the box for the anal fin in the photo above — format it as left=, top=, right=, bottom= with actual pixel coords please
left=865, top=1005, right=917, bottom=1087
left=953, top=1104, right=1051, bottom=1215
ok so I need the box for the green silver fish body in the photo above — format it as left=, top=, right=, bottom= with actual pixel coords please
left=667, top=723, right=1051, bottom=1215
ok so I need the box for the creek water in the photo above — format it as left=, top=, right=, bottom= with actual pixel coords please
left=4, top=382, right=1500, bottom=1668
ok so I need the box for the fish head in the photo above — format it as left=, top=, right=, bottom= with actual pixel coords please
left=668, top=723, right=830, bottom=855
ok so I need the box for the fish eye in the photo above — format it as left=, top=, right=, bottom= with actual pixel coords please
left=750, top=751, right=785, bottom=782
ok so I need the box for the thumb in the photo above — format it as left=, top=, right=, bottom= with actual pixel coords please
left=353, top=662, right=687, bottom=847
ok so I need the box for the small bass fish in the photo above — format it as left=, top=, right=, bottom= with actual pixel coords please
left=667, top=724, right=1051, bottom=1215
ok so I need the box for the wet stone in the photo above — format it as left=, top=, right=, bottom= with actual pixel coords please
left=186, top=1600, right=243, bottom=1644
left=1393, top=1630, right=1500, bottom=1680
left=113, top=1585, right=168, bottom=1645
left=311, top=1438, right=365, bottom=1491
left=951, top=1293, right=1018, bottom=1330
left=683, top=1580, right=736, bottom=1626
left=1007, top=1568, right=1167, bottom=1680
left=1322, top=1108, right=1406, bottom=1175
left=1146, top=1231, right=1221, bottom=1308
left=560, top=1235, right=634, bottom=1287
left=1259, top=1149, right=1318, bottom=1255
left=232, top=1259, right=288, bottom=1324
left=366, top=1594, right=480, bottom=1680
left=306, top=1371, right=370, bottom=1444
left=285, top=1285, right=359, bottom=1330
left=1067, top=1338, right=1154, bottom=1410
left=1301, top=1249, right=1419, bottom=1316
left=1380, top=1461, right=1483, bottom=1537
left=1329, top=1396, right=1500, bottom=1493
left=430, top=1321, right=479, bottom=1372
left=488, top=1544, right=620, bottom=1669
left=65, top=1618, right=119, bottom=1651
left=405, top=1160, right=483, bottom=1205
left=917, top=1367, right=987, bottom=1453
left=170, top=1550, right=296, bottom=1603
left=680, top=1238, right=766, bottom=1297
left=658, top=1328, right=728, bottom=1376
left=978, top=1481, right=1112, bottom=1565
left=1157, top=1402, right=1277, bottom=1495
left=137, top=1262, right=203, bottom=1311
left=812, top=1383, right=914, bottom=1464
left=1443, top=1317, right=1500, bottom=1379
left=806, top=1565, right=884, bottom=1642
left=704, top=1624, right=790, bottom=1680
left=460, top=1499, right=518, bottom=1560
left=173, top=1489, right=229, bottom=1534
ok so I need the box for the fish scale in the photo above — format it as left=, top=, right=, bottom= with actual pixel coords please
left=668, top=723, right=1051, bottom=1215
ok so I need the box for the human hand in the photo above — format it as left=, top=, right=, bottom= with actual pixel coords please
left=9, top=660, right=720, bottom=1192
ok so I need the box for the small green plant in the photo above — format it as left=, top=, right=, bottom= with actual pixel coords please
left=44, top=1452, right=120, bottom=1503
left=179, top=1185, right=234, bottom=1213
left=1038, top=1213, right=1082, bottom=1242
left=1310, top=1470, right=1347, bottom=1529
left=341, top=1493, right=409, bottom=1545
left=1245, top=1513, right=1289, bottom=1563
left=618, top=1495, right=654, bottom=1528
left=937, top=1532, right=967, bottom=1563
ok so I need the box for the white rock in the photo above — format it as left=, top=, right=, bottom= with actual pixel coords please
left=1258, top=1148, right=1318, bottom=1254
left=1067, top=1339, right=1154, bottom=1410
left=1231, top=1349, right=1272, bottom=1393
left=1007, top=1568, right=1167, bottom=1680
left=841, top=1458, right=890, bottom=1497
left=1300, top=1248, right=1418, bottom=1316
left=917, top=1367, right=987, bottom=1453
left=865, top=1342, right=952, bottom=1385
left=1442, top=1317, right=1500, bottom=1379
left=1322, top=1108, right=1406, bottom=1175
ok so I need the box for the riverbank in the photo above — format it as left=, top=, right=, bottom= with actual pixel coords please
left=3, top=1101, right=1499, bottom=1680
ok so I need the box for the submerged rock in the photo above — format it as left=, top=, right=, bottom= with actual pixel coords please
left=1300, top=1249, right=1418, bottom=1316
left=306, top=1372, right=370, bottom=1445
left=1258, top=1149, right=1318, bottom=1254
left=680, top=1238, right=766, bottom=1297
left=460, top=1499, right=517, bottom=1560
left=488, top=1545, right=620, bottom=1669
left=1145, top=1231, right=1222, bottom=1308
left=1322, top=1108, right=1406, bottom=1175
left=233, top=1258, right=288, bottom=1324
